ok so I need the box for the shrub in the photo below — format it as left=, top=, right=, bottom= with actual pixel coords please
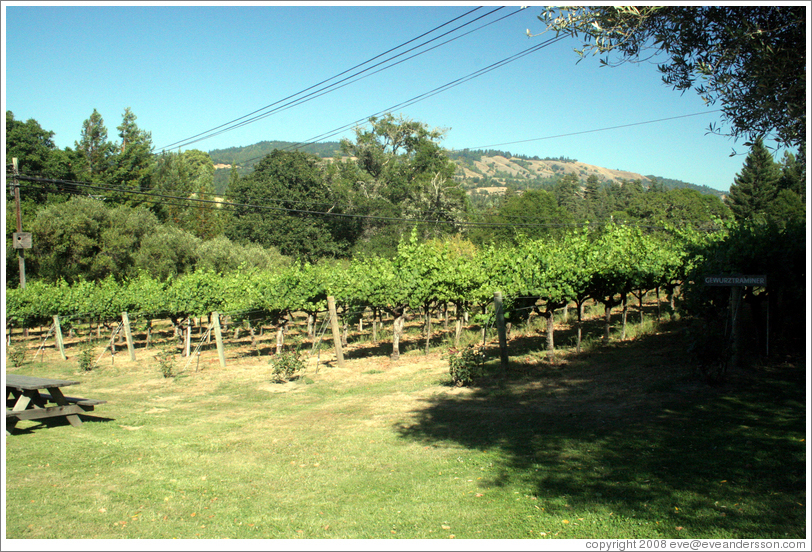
left=270, top=350, right=305, bottom=383
left=448, top=345, right=486, bottom=387
left=8, top=341, right=27, bottom=368
left=77, top=340, right=96, bottom=372
left=156, top=348, right=177, bottom=378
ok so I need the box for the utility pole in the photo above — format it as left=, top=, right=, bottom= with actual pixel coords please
left=12, top=158, right=28, bottom=289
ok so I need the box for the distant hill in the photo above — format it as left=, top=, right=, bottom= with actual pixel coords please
left=208, top=142, right=724, bottom=198
left=209, top=140, right=342, bottom=194
left=643, top=175, right=725, bottom=198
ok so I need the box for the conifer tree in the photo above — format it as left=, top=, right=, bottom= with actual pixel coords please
left=725, top=137, right=781, bottom=221
left=108, top=107, right=154, bottom=205
left=75, top=109, right=114, bottom=181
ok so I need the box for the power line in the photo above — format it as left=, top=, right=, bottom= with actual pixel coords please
left=11, top=174, right=724, bottom=232
left=235, top=34, right=568, bottom=167
left=166, top=7, right=526, bottom=152
left=157, top=7, right=514, bottom=152
left=457, top=110, right=725, bottom=151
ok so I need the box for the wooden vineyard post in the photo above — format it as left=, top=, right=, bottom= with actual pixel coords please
left=52, top=315, right=67, bottom=360
left=327, top=296, right=345, bottom=368
left=184, top=318, right=192, bottom=358
left=493, top=292, right=509, bottom=369
left=212, top=312, right=226, bottom=367
left=121, top=312, right=136, bottom=361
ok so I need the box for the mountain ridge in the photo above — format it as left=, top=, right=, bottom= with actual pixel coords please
left=208, top=140, right=725, bottom=198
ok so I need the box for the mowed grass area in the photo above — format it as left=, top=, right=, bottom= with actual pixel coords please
left=4, top=316, right=807, bottom=540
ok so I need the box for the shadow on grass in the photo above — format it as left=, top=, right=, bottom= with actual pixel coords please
left=7, top=414, right=115, bottom=435
left=395, top=321, right=806, bottom=538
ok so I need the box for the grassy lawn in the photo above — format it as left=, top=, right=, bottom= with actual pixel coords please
left=4, top=316, right=807, bottom=540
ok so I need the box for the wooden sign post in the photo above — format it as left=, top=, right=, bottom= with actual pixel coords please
left=703, top=274, right=767, bottom=368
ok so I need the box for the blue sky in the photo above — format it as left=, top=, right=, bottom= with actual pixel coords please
left=3, top=3, right=776, bottom=192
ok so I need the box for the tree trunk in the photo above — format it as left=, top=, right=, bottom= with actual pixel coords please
left=637, top=289, right=645, bottom=324
left=545, top=309, right=556, bottom=363
left=424, top=306, right=432, bottom=354
left=443, top=302, right=449, bottom=331
left=307, top=313, right=315, bottom=338
left=575, top=300, right=584, bottom=354
left=655, top=285, right=661, bottom=321
left=454, top=318, right=463, bottom=349
left=184, top=318, right=192, bottom=357
left=145, top=319, right=152, bottom=350
left=248, top=321, right=257, bottom=353
left=621, top=294, right=628, bottom=340
left=603, top=301, right=612, bottom=343
left=275, top=321, right=286, bottom=355
left=372, top=308, right=379, bottom=342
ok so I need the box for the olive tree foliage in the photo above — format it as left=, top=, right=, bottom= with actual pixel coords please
left=29, top=196, right=160, bottom=283
left=535, top=6, right=806, bottom=149
left=25, top=195, right=288, bottom=284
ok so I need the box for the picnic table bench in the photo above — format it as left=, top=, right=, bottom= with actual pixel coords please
left=6, top=374, right=106, bottom=433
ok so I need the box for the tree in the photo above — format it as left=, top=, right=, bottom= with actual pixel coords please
left=553, top=172, right=585, bottom=219
left=6, top=111, right=79, bottom=182
left=28, top=196, right=160, bottom=283
left=150, top=149, right=221, bottom=237
left=226, top=149, right=355, bottom=260
left=725, top=137, right=781, bottom=221
left=107, top=107, right=154, bottom=206
left=5, top=111, right=81, bottom=208
left=777, top=150, right=805, bottom=200
left=339, top=113, right=468, bottom=255
left=134, top=224, right=202, bottom=281
left=537, top=6, right=805, bottom=148
left=627, top=187, right=731, bottom=228
left=75, top=109, right=114, bottom=181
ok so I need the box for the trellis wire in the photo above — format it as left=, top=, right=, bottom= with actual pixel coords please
left=92, top=320, right=124, bottom=368
left=180, top=325, right=214, bottom=374
left=33, top=321, right=57, bottom=361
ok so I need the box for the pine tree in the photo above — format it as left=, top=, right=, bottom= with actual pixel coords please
left=108, top=107, right=154, bottom=205
left=725, top=137, right=781, bottom=221
left=75, top=109, right=113, bottom=181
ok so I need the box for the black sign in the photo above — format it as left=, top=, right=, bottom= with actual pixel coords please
left=703, top=274, right=767, bottom=287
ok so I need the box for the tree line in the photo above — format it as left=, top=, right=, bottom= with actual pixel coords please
left=6, top=108, right=805, bottom=289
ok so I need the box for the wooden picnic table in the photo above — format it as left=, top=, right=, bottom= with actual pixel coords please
left=6, top=374, right=106, bottom=433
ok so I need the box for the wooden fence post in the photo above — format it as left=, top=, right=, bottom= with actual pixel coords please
left=212, top=312, right=226, bottom=367
left=327, top=296, right=345, bottom=368
left=184, top=318, right=192, bottom=358
left=121, top=312, right=136, bottom=361
left=493, top=292, right=509, bottom=369
left=53, top=315, right=67, bottom=360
